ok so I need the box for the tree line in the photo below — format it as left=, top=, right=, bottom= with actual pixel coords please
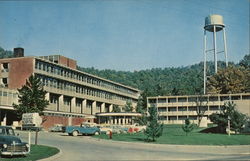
left=78, top=54, right=249, bottom=96
left=1, top=46, right=248, bottom=97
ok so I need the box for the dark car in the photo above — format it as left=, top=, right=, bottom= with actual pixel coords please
left=0, top=126, right=30, bottom=156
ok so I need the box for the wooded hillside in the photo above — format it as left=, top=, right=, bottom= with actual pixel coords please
left=1, top=46, right=248, bottom=96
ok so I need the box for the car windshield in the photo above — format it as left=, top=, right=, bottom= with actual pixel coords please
left=0, top=127, right=15, bottom=135
left=6, top=128, right=15, bottom=135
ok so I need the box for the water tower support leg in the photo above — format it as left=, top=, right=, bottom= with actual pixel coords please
left=223, top=28, right=228, bottom=67
left=213, top=25, right=218, bottom=73
left=203, top=30, right=207, bottom=95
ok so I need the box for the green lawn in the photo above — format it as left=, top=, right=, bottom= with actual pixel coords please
left=94, top=125, right=250, bottom=145
left=0, top=145, right=59, bottom=161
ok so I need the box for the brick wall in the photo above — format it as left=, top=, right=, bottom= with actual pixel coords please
left=0, top=57, right=34, bottom=89
left=41, top=115, right=86, bottom=130
left=58, top=56, right=76, bottom=69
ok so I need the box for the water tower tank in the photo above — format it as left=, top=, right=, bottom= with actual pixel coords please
left=204, top=14, right=225, bottom=32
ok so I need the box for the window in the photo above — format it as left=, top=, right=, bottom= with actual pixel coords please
left=158, top=107, right=167, bottom=112
left=220, top=96, right=230, bottom=101
left=189, top=116, right=197, bottom=120
left=3, top=63, right=9, bottom=69
left=169, top=116, right=177, bottom=120
left=76, top=99, right=82, bottom=107
left=158, top=98, right=166, bottom=103
left=2, top=63, right=9, bottom=72
left=231, top=95, right=240, bottom=100
left=148, top=99, right=156, bottom=103
left=209, top=96, right=218, bottom=101
left=242, top=95, right=250, bottom=100
left=188, top=97, right=197, bottom=102
left=168, top=98, right=176, bottom=103
left=159, top=116, right=167, bottom=120
left=168, top=107, right=177, bottom=111
left=178, top=106, right=187, bottom=111
left=178, top=116, right=187, bottom=120
left=178, top=97, right=187, bottom=102
left=87, top=101, right=92, bottom=108
left=50, top=94, right=58, bottom=104
left=63, top=96, right=71, bottom=106
left=209, top=106, right=219, bottom=111
left=2, top=78, right=8, bottom=87
left=188, top=106, right=196, bottom=111
left=3, top=92, right=7, bottom=96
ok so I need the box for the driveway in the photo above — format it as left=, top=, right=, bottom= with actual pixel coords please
left=18, top=131, right=250, bottom=160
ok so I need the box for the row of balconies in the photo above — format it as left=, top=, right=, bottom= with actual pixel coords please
left=35, top=65, right=138, bottom=97
left=35, top=69, right=139, bottom=100
left=158, top=111, right=216, bottom=116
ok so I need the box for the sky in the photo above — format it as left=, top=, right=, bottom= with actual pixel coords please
left=0, top=0, right=249, bottom=71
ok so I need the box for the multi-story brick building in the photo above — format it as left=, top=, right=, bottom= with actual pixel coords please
left=147, top=93, right=250, bottom=127
left=0, top=48, right=140, bottom=129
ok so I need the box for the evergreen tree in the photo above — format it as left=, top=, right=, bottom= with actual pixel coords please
left=124, top=101, right=133, bottom=112
left=239, top=54, right=250, bottom=69
left=144, top=106, right=163, bottom=142
left=13, top=75, right=49, bottom=118
left=134, top=96, right=148, bottom=125
left=112, top=105, right=121, bottom=113
left=209, top=102, right=247, bottom=133
left=0, top=47, right=13, bottom=59
left=182, top=118, right=194, bottom=136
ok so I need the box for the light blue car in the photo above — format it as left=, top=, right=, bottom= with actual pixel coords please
left=65, top=124, right=100, bottom=136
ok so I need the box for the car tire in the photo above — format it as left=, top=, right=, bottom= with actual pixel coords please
left=72, top=131, right=78, bottom=136
left=94, top=131, right=100, bottom=135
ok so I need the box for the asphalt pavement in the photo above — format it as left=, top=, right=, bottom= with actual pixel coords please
left=17, top=130, right=250, bottom=161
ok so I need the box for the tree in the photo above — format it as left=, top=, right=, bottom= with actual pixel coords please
left=209, top=102, right=247, bottom=133
left=144, top=107, right=163, bottom=142
left=207, top=66, right=249, bottom=94
left=13, top=75, right=49, bottom=118
left=134, top=95, right=148, bottom=125
left=195, top=95, right=208, bottom=127
left=112, top=105, right=121, bottom=113
left=0, top=47, right=13, bottom=59
left=182, top=118, right=194, bottom=136
left=239, top=54, right=250, bottom=69
left=124, top=101, right=133, bottom=112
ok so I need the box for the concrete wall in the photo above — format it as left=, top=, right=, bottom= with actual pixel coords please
left=235, top=100, right=250, bottom=116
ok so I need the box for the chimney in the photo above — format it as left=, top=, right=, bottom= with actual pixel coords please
left=14, top=47, right=24, bottom=57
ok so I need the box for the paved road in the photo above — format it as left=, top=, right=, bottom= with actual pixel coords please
left=18, top=131, right=250, bottom=160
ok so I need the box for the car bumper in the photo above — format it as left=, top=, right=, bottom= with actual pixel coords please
left=1, top=151, right=29, bottom=156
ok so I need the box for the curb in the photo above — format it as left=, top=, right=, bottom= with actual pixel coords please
left=90, top=136, right=250, bottom=148
left=37, top=146, right=62, bottom=161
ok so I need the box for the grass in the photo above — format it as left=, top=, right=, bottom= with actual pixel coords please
left=0, top=145, right=60, bottom=161
left=94, top=125, right=250, bottom=145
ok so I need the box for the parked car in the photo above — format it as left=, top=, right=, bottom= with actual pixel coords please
left=99, top=126, right=113, bottom=134
left=132, top=123, right=146, bottom=132
left=126, top=123, right=146, bottom=133
left=49, top=124, right=64, bottom=132
left=0, top=126, right=30, bottom=156
left=65, top=124, right=100, bottom=136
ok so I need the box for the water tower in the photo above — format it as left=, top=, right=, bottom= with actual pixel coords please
left=203, top=14, right=228, bottom=94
